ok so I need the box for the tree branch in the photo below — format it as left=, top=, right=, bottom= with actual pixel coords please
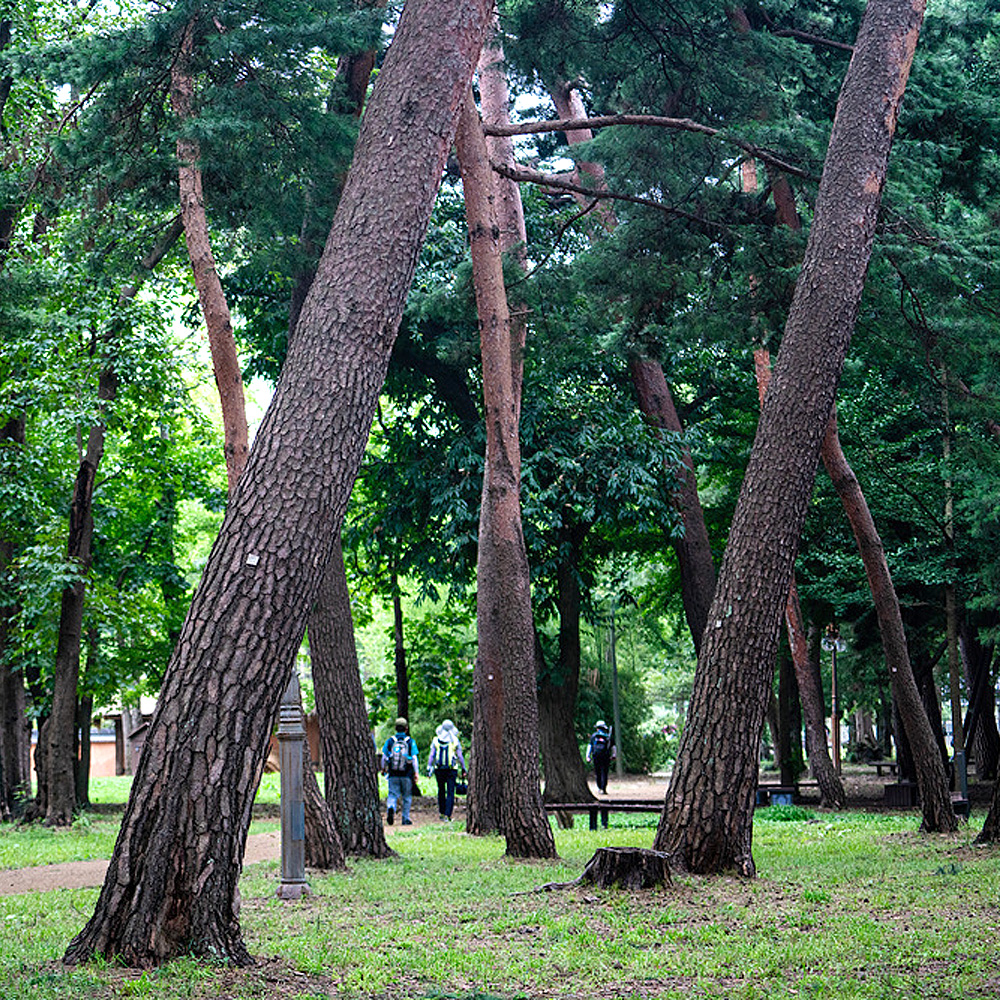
left=493, top=161, right=728, bottom=231
left=482, top=114, right=814, bottom=181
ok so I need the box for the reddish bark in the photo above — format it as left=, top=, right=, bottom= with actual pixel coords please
left=820, top=413, right=956, bottom=831
left=456, top=88, right=555, bottom=858
left=170, top=20, right=248, bottom=491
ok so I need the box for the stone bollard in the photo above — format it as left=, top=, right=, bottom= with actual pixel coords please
left=275, top=671, right=311, bottom=900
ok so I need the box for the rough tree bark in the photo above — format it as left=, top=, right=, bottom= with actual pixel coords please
left=820, top=412, right=956, bottom=830
left=465, top=25, right=529, bottom=834
left=309, top=536, right=393, bottom=858
left=456, top=87, right=556, bottom=858
left=653, top=0, right=926, bottom=874
left=63, top=0, right=491, bottom=965
left=170, top=18, right=249, bottom=492
left=754, top=348, right=845, bottom=808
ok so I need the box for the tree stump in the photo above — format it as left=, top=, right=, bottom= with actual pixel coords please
left=525, top=847, right=673, bottom=894
left=579, top=847, right=672, bottom=889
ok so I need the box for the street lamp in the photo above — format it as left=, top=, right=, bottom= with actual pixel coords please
left=275, top=670, right=310, bottom=901
left=821, top=624, right=847, bottom=775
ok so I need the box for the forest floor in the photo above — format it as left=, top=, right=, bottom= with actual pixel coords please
left=3, top=765, right=990, bottom=896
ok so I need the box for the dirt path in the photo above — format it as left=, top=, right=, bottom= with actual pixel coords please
left=1, top=775, right=669, bottom=896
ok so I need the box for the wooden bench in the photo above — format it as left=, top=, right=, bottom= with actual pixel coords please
left=867, top=761, right=899, bottom=777
left=545, top=800, right=662, bottom=830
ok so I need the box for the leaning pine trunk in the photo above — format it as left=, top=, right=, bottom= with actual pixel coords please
left=654, top=0, right=927, bottom=874
left=820, top=412, right=956, bottom=831
left=456, top=87, right=556, bottom=859
left=755, top=348, right=845, bottom=809
left=64, top=0, right=492, bottom=966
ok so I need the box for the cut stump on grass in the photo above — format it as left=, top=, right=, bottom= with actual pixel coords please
left=523, top=847, right=673, bottom=894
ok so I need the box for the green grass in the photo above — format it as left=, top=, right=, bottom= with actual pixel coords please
left=2, top=804, right=998, bottom=999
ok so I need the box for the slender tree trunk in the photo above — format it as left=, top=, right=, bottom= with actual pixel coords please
left=786, top=581, right=845, bottom=807
left=456, top=87, right=555, bottom=859
left=541, top=87, right=718, bottom=653
left=976, top=775, right=1000, bottom=843
left=44, top=368, right=113, bottom=826
left=309, top=536, right=393, bottom=858
left=64, top=0, right=491, bottom=965
left=391, top=573, right=409, bottom=722
left=466, top=25, right=529, bottom=832
left=302, top=740, right=345, bottom=870
left=538, top=524, right=594, bottom=804
left=0, top=415, right=31, bottom=818
left=75, top=690, right=94, bottom=809
left=170, top=19, right=249, bottom=492
left=960, top=622, right=999, bottom=779
left=654, top=0, right=926, bottom=873
left=629, top=358, right=717, bottom=653
left=776, top=650, right=802, bottom=786
left=820, top=413, right=956, bottom=830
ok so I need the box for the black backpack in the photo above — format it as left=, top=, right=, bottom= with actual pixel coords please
left=592, top=730, right=611, bottom=755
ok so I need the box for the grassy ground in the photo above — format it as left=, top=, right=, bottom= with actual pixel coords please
left=1, top=781, right=998, bottom=999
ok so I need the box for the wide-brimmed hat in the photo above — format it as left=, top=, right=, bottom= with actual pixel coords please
left=436, top=718, right=460, bottom=741
left=595, top=720, right=609, bottom=730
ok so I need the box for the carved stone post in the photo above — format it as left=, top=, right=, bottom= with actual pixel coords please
left=276, top=671, right=311, bottom=900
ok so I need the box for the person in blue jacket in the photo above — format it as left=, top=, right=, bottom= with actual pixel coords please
left=381, top=717, right=419, bottom=825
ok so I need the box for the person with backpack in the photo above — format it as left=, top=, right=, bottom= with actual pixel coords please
left=586, top=720, right=615, bottom=794
left=380, top=717, right=419, bottom=825
left=427, top=719, right=466, bottom=822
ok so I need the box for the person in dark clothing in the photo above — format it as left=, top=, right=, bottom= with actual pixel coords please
left=586, top=720, right=615, bottom=794
left=427, top=719, right=466, bottom=821
left=380, top=716, right=419, bottom=825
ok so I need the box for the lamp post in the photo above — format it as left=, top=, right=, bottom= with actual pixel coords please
left=275, top=670, right=310, bottom=900
left=821, top=624, right=847, bottom=775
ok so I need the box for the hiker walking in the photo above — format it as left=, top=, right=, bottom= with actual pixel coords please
left=381, top=716, right=419, bottom=826
left=427, top=719, right=466, bottom=821
left=586, top=720, right=615, bottom=794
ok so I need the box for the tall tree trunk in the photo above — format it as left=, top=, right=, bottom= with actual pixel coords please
left=541, top=86, right=717, bottom=653
left=755, top=347, right=845, bottom=807
left=0, top=415, right=31, bottom=819
left=786, top=582, right=845, bottom=807
left=776, top=649, right=802, bottom=787
left=170, top=18, right=249, bottom=492
left=391, top=572, right=409, bottom=722
left=538, top=523, right=594, bottom=804
left=654, top=0, right=926, bottom=874
left=75, top=690, right=94, bottom=809
left=64, top=0, right=491, bottom=965
left=43, top=368, right=113, bottom=826
left=456, top=88, right=556, bottom=859
left=629, top=358, right=717, bottom=653
left=960, top=621, right=999, bottom=779
left=465, top=24, right=529, bottom=835
left=820, top=412, right=956, bottom=830
left=302, top=740, right=345, bottom=870
left=309, top=536, right=392, bottom=858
